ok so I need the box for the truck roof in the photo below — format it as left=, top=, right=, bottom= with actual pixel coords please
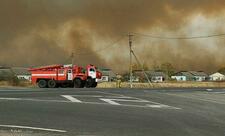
left=29, top=64, right=63, bottom=71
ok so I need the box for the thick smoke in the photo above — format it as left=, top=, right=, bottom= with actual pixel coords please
left=0, top=0, right=225, bottom=72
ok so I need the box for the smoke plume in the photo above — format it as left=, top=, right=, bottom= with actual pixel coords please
left=0, top=0, right=225, bottom=72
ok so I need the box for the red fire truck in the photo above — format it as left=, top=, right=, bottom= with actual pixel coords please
left=29, top=64, right=102, bottom=88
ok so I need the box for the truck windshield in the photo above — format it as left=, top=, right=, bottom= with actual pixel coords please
left=89, top=68, right=95, bottom=72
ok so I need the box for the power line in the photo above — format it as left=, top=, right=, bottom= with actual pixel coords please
left=74, top=35, right=125, bottom=55
left=132, top=32, right=225, bottom=40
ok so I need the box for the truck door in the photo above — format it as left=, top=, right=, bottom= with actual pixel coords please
left=67, top=69, right=73, bottom=80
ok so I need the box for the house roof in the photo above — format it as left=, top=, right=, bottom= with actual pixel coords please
left=133, top=70, right=166, bottom=77
left=172, top=71, right=193, bottom=77
left=189, top=71, right=208, bottom=77
left=0, top=69, right=14, bottom=77
left=146, top=71, right=166, bottom=77
left=172, top=71, right=208, bottom=77
left=99, top=68, right=116, bottom=78
left=11, top=68, right=31, bottom=75
left=209, top=72, right=225, bottom=77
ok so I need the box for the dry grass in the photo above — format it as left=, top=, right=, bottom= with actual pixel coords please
left=0, top=81, right=33, bottom=88
left=1, top=81, right=225, bottom=89
left=97, top=81, right=225, bottom=88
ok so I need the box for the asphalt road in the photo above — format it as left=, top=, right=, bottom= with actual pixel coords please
left=0, top=87, right=225, bottom=136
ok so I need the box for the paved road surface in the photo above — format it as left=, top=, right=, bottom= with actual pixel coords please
left=0, top=88, right=225, bottom=136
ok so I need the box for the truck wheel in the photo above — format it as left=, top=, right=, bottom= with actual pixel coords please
left=38, top=80, right=47, bottom=88
left=85, top=78, right=93, bottom=88
left=80, top=81, right=85, bottom=88
left=48, top=80, right=56, bottom=88
left=92, top=82, right=97, bottom=88
left=74, top=78, right=82, bottom=88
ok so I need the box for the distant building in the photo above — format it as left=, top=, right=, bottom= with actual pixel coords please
left=0, top=67, right=15, bottom=81
left=0, top=67, right=31, bottom=81
left=133, top=70, right=167, bottom=82
left=171, top=71, right=194, bottom=81
left=209, top=72, right=225, bottom=81
left=189, top=71, right=208, bottom=81
left=147, top=71, right=167, bottom=82
left=99, top=68, right=116, bottom=82
left=171, top=71, right=208, bottom=81
left=11, top=68, right=31, bottom=81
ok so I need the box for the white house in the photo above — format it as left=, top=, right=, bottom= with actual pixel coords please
left=171, top=71, right=193, bottom=81
left=11, top=68, right=31, bottom=81
left=209, top=72, right=225, bottom=81
left=189, top=71, right=208, bottom=81
left=99, top=68, right=116, bottom=82
left=133, top=70, right=166, bottom=82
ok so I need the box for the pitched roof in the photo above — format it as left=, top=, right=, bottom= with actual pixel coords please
left=146, top=71, right=166, bottom=77
left=172, top=71, right=193, bottom=77
left=172, top=71, right=208, bottom=77
left=189, top=71, right=208, bottom=76
left=11, top=68, right=31, bottom=75
left=134, top=70, right=166, bottom=77
left=209, top=72, right=225, bottom=77
left=99, top=68, right=116, bottom=77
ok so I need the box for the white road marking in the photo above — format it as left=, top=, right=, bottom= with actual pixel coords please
left=0, top=98, right=22, bottom=100
left=61, top=95, right=82, bottom=103
left=206, top=89, right=213, bottom=91
left=60, top=94, right=180, bottom=109
left=165, top=93, right=225, bottom=105
left=147, top=104, right=166, bottom=108
left=0, top=97, right=180, bottom=109
left=69, top=95, right=103, bottom=98
left=96, top=91, right=126, bottom=97
left=0, top=125, right=67, bottom=133
left=100, top=98, right=149, bottom=103
left=99, top=98, right=121, bottom=105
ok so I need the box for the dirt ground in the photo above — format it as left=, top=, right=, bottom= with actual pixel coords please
left=97, top=81, right=225, bottom=88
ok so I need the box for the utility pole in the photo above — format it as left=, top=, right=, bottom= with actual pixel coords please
left=128, top=33, right=133, bottom=88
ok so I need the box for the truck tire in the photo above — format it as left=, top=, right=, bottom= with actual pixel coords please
left=74, top=78, right=82, bottom=88
left=92, top=82, right=97, bottom=88
left=85, top=78, right=93, bottom=88
left=38, top=80, right=47, bottom=88
left=48, top=80, right=56, bottom=88
left=80, top=81, right=85, bottom=88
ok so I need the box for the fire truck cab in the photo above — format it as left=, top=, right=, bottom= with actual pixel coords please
left=29, top=64, right=102, bottom=88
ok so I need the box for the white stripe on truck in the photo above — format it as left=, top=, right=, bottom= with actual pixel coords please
left=32, top=74, right=65, bottom=76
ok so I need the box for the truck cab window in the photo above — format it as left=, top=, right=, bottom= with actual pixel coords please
left=90, top=68, right=95, bottom=72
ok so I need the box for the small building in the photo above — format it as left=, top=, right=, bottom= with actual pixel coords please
left=189, top=71, right=208, bottom=81
left=0, top=67, right=15, bottom=81
left=171, top=71, right=194, bottom=81
left=133, top=70, right=167, bottom=82
left=171, top=71, right=208, bottom=81
left=147, top=71, right=167, bottom=82
left=99, top=68, right=116, bottom=82
left=209, top=72, right=225, bottom=81
left=11, top=68, right=31, bottom=81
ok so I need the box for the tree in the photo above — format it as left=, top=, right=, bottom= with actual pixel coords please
left=160, top=62, right=175, bottom=77
left=218, top=67, right=225, bottom=74
left=132, top=63, right=149, bottom=71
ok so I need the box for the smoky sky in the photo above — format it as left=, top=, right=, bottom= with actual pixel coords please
left=0, top=0, right=225, bottom=72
